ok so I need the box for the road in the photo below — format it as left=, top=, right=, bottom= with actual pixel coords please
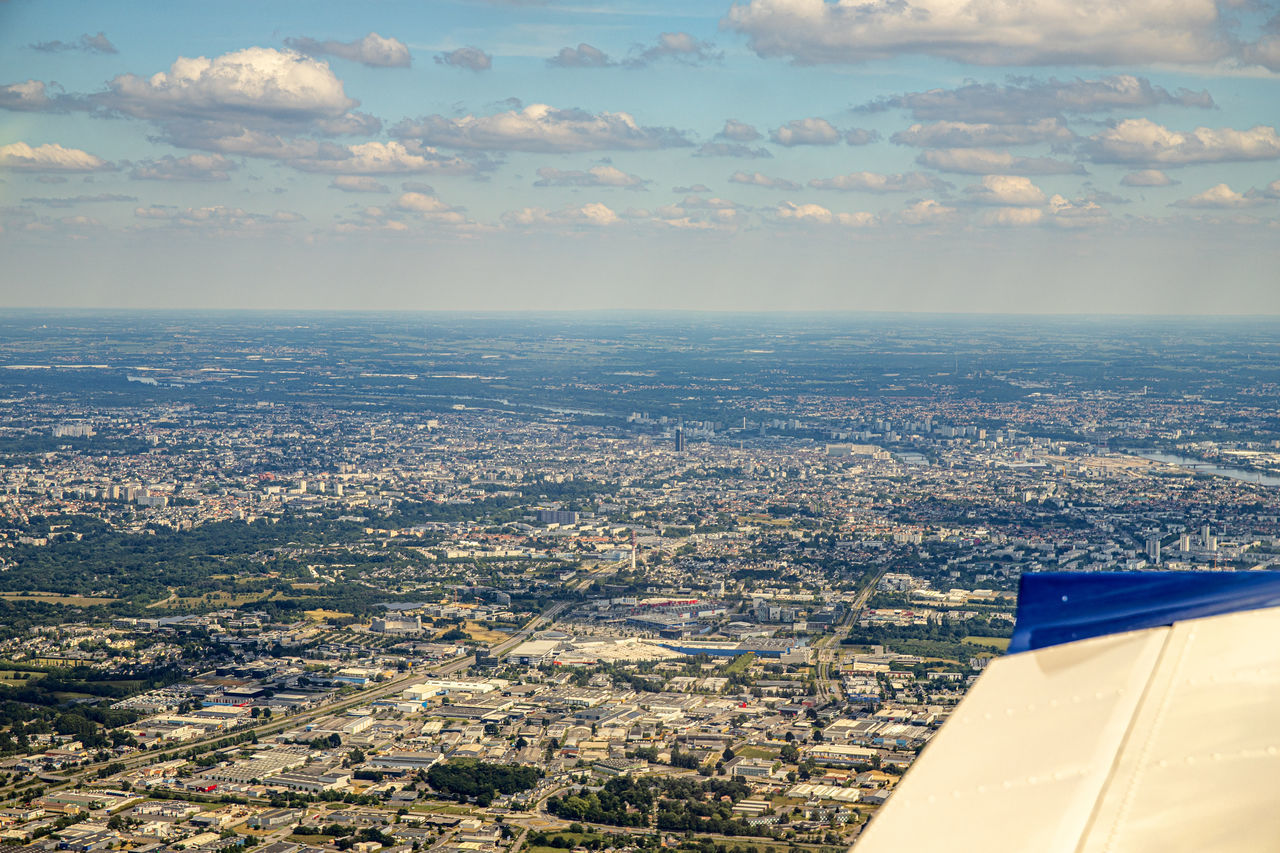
left=813, top=566, right=889, bottom=703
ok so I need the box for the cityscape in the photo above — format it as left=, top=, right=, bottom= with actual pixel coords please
left=3, top=0, right=1280, bottom=848
left=0, top=313, right=1276, bottom=851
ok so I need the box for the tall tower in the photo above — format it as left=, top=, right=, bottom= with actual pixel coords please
left=674, top=427, right=686, bottom=452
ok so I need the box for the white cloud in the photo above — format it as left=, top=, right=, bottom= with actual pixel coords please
left=723, top=0, right=1235, bottom=66
left=730, top=171, right=800, bottom=190
left=330, top=175, right=390, bottom=193
left=130, top=153, right=235, bottom=181
left=1172, top=183, right=1269, bottom=209
left=845, top=128, right=879, bottom=145
left=393, top=192, right=469, bottom=223
left=435, top=46, right=493, bottom=72
left=1047, top=194, right=1109, bottom=227
left=859, top=75, right=1214, bottom=122
left=548, top=43, right=614, bottom=68
left=626, top=32, right=721, bottom=67
left=292, top=141, right=480, bottom=175
left=898, top=199, right=960, bottom=226
left=0, top=80, right=70, bottom=112
left=393, top=104, right=691, bottom=153
left=892, top=119, right=1073, bottom=148
left=283, top=33, right=411, bottom=68
left=770, top=117, right=841, bottom=146
left=104, top=47, right=358, bottom=122
left=534, top=165, right=647, bottom=188
left=502, top=202, right=620, bottom=227
left=917, top=148, right=1083, bottom=175
left=807, top=170, right=950, bottom=193
left=1086, top=119, right=1280, bottom=166
left=0, top=141, right=111, bottom=172
left=1263, top=180, right=1280, bottom=200
left=775, top=201, right=877, bottom=227
left=1120, top=169, right=1177, bottom=187
left=718, top=120, right=761, bottom=142
left=964, top=175, right=1047, bottom=206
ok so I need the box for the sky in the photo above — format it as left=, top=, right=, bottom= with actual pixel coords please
left=1, top=0, right=1279, bottom=313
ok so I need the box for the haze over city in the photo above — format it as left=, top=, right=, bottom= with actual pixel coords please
left=2, top=0, right=1278, bottom=312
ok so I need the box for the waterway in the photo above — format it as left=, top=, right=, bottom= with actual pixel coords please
left=1127, top=450, right=1280, bottom=487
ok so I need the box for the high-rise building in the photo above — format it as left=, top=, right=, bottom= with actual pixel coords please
left=674, top=427, right=686, bottom=452
left=1146, top=536, right=1161, bottom=565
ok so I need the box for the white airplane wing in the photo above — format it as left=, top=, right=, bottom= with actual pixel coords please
left=855, top=571, right=1280, bottom=853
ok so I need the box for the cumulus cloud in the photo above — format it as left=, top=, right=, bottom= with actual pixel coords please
left=892, top=119, right=1073, bottom=148
left=730, top=171, right=800, bottom=190
left=102, top=47, right=359, bottom=123
left=283, top=33, right=411, bottom=68
left=844, top=128, right=879, bottom=145
left=626, top=32, right=721, bottom=67
left=770, top=117, right=841, bottom=146
left=858, top=75, right=1215, bottom=122
left=717, top=120, right=761, bottom=142
left=1172, top=183, right=1269, bottom=209
left=330, top=175, right=390, bottom=193
left=291, top=140, right=481, bottom=175
left=775, top=201, right=877, bottom=227
left=1085, top=120, right=1280, bottom=167
left=502, top=202, right=620, bottom=227
left=130, top=153, right=236, bottom=181
left=0, top=141, right=111, bottom=172
left=435, top=47, right=493, bottom=71
left=807, top=170, right=951, bottom=193
left=1262, top=179, right=1280, bottom=199
left=673, top=184, right=712, bottom=193
left=917, top=148, right=1084, bottom=175
left=722, top=0, right=1237, bottom=67
left=963, top=175, right=1047, bottom=206
left=1120, top=169, right=1177, bottom=187
left=393, top=191, right=469, bottom=223
left=548, top=43, right=615, bottom=68
left=1047, top=193, right=1109, bottom=227
left=0, top=80, right=89, bottom=113
left=393, top=103, right=691, bottom=153
left=30, top=32, right=117, bottom=54
left=534, top=165, right=647, bottom=189
left=694, top=142, right=772, bottom=158
left=898, top=198, right=960, bottom=226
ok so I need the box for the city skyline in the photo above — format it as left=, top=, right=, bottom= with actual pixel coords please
left=2, top=0, right=1279, bottom=312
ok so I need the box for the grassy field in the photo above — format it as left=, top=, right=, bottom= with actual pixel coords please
left=0, top=670, right=44, bottom=683
left=0, top=592, right=117, bottom=605
left=735, top=745, right=777, bottom=760
left=305, top=609, right=354, bottom=621
left=962, top=636, right=1011, bottom=651
left=463, top=621, right=511, bottom=644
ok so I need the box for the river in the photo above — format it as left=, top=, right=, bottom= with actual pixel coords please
left=1127, top=450, right=1280, bottom=487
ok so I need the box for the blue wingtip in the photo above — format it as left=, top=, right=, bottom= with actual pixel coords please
left=1009, top=571, right=1280, bottom=654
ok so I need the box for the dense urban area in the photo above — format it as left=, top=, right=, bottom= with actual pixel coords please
left=0, top=312, right=1278, bottom=853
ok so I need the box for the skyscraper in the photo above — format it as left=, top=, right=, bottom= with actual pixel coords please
left=674, top=427, right=686, bottom=452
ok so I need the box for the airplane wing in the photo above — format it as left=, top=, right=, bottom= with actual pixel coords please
left=854, top=571, right=1280, bottom=852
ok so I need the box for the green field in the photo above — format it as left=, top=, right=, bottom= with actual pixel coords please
left=963, top=636, right=1010, bottom=651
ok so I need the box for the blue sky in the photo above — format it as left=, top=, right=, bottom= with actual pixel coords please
left=2, top=0, right=1278, bottom=312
